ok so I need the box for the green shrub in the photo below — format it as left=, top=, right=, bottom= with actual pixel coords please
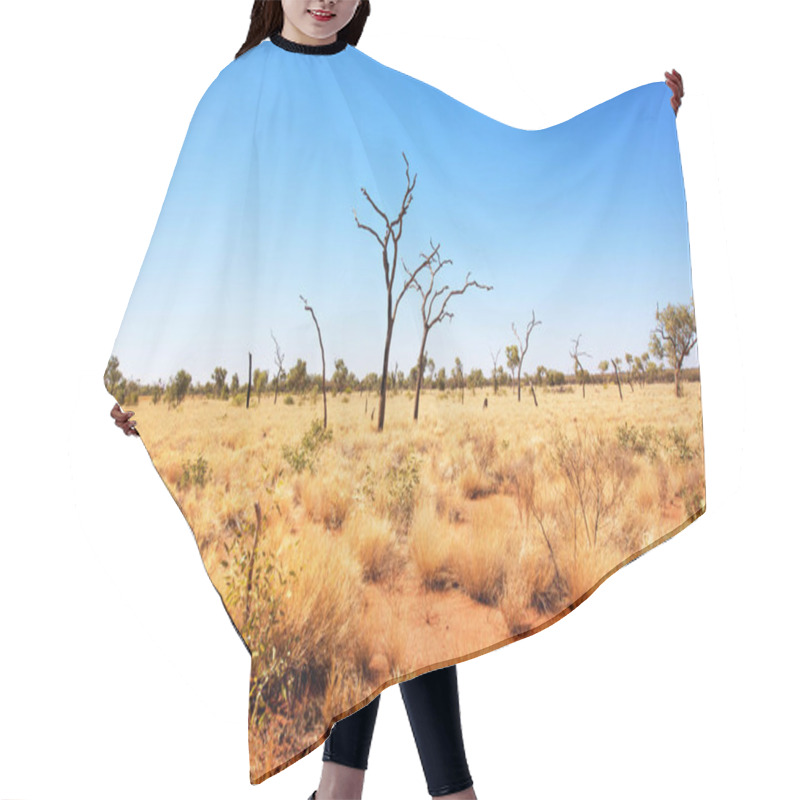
left=219, top=514, right=298, bottom=730
left=178, top=454, right=212, bottom=489
left=281, top=418, right=332, bottom=474
left=616, top=422, right=659, bottom=461
left=386, top=450, right=421, bottom=536
left=667, top=426, right=696, bottom=462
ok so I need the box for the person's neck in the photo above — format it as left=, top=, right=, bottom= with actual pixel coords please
left=280, top=20, right=337, bottom=47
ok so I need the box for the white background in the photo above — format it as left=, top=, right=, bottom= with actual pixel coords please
left=1, top=1, right=797, bottom=798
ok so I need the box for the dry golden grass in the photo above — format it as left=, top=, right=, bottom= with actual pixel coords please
left=448, top=495, right=518, bottom=605
left=499, top=534, right=558, bottom=634
left=268, top=525, right=365, bottom=685
left=342, top=505, right=402, bottom=583
left=296, top=462, right=352, bottom=531
left=408, top=492, right=453, bottom=589
left=129, top=380, right=704, bottom=780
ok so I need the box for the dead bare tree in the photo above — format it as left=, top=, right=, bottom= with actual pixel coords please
left=353, top=151, right=439, bottom=431
left=532, top=365, right=547, bottom=405
left=489, top=347, right=502, bottom=395
left=624, top=352, right=636, bottom=392
left=453, top=357, right=465, bottom=404
left=270, top=330, right=285, bottom=405
left=511, top=310, right=541, bottom=402
left=406, top=243, right=493, bottom=421
left=569, top=333, right=592, bottom=399
left=246, top=351, right=253, bottom=409
left=610, top=356, right=624, bottom=401
left=300, top=294, right=327, bottom=429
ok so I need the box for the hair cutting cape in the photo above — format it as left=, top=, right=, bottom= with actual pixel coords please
left=103, top=32, right=706, bottom=785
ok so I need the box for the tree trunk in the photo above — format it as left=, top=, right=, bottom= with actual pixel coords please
left=378, top=315, right=393, bottom=432
left=611, top=361, right=623, bottom=401
left=246, top=352, right=252, bottom=409
left=413, top=331, right=429, bottom=422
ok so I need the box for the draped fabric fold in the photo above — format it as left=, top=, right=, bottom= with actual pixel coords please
left=104, top=36, right=705, bottom=784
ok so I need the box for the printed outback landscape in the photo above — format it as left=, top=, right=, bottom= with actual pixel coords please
left=105, top=128, right=704, bottom=781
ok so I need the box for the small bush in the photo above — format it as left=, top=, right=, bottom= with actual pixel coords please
left=385, top=450, right=421, bottom=536
left=667, top=426, right=696, bottom=462
left=178, top=454, right=212, bottom=489
left=282, top=418, right=332, bottom=474
left=219, top=516, right=297, bottom=731
left=354, top=464, right=377, bottom=505
left=616, top=422, right=659, bottom=461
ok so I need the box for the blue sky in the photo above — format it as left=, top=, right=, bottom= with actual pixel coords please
left=110, top=41, right=697, bottom=387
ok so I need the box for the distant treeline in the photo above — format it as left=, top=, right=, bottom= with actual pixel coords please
left=104, top=353, right=699, bottom=408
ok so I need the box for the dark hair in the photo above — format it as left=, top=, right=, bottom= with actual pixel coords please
left=236, top=1, right=371, bottom=59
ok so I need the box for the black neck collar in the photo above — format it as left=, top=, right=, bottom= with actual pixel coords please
left=270, top=31, right=348, bottom=55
